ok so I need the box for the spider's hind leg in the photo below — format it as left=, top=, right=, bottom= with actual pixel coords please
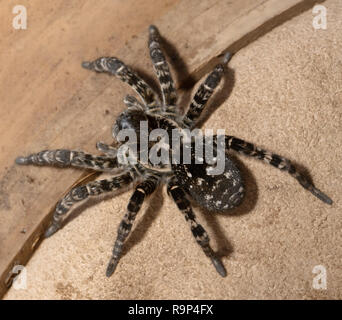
left=106, top=175, right=159, bottom=277
left=167, top=177, right=227, bottom=277
left=224, top=135, right=333, bottom=205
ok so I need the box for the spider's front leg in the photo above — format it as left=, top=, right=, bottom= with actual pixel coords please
left=223, top=135, right=333, bottom=205
left=45, top=170, right=136, bottom=237
left=106, top=174, right=159, bottom=277
left=82, top=56, right=159, bottom=109
left=167, top=177, right=227, bottom=277
left=148, top=25, right=178, bottom=115
left=96, top=142, right=118, bottom=158
left=16, top=149, right=122, bottom=172
left=182, top=52, right=232, bottom=129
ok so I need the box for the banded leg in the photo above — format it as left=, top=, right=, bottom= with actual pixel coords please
left=82, top=56, right=159, bottom=109
left=123, top=94, right=145, bottom=110
left=106, top=175, right=159, bottom=276
left=148, top=25, right=178, bottom=115
left=183, top=52, right=232, bottom=129
left=167, top=177, right=227, bottom=277
left=45, top=171, right=135, bottom=237
left=16, top=149, right=123, bottom=172
left=96, top=142, right=118, bottom=158
left=223, top=135, right=333, bottom=205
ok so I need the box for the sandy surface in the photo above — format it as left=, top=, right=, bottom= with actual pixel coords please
left=5, top=0, right=342, bottom=299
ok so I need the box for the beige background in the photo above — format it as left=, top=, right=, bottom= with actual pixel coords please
left=5, top=0, right=342, bottom=299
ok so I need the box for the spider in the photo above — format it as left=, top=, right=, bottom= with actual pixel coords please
left=15, top=25, right=332, bottom=278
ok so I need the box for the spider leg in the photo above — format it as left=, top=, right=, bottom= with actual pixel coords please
left=82, top=57, right=159, bottom=109
left=148, top=25, right=178, bottom=115
left=45, top=170, right=136, bottom=238
left=183, top=52, right=232, bottom=129
left=167, top=177, right=227, bottom=277
left=96, top=142, right=118, bottom=158
left=16, top=149, right=123, bottom=172
left=123, top=94, right=144, bottom=109
left=224, top=135, right=333, bottom=205
left=106, top=175, right=159, bottom=277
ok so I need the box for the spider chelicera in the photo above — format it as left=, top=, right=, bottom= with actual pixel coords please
left=15, top=25, right=332, bottom=277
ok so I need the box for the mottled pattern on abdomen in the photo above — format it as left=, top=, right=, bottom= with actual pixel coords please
left=173, top=154, right=244, bottom=212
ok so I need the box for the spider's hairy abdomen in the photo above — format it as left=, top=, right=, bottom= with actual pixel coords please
left=172, top=147, right=244, bottom=211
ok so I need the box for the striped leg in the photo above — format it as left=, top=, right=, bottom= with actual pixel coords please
left=183, top=53, right=231, bottom=129
left=82, top=57, right=159, bottom=109
left=16, top=149, right=122, bottom=172
left=106, top=175, right=159, bottom=276
left=45, top=171, right=135, bottom=237
left=148, top=25, right=178, bottom=115
left=123, top=94, right=144, bottom=110
left=96, top=142, right=118, bottom=158
left=224, top=136, right=333, bottom=205
left=167, top=177, right=227, bottom=277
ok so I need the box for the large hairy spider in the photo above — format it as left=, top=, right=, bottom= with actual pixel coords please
left=16, top=25, right=332, bottom=278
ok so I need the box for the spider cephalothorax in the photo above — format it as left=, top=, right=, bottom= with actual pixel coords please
left=15, top=25, right=332, bottom=278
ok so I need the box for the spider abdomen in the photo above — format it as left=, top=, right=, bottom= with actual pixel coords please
left=173, top=154, right=244, bottom=212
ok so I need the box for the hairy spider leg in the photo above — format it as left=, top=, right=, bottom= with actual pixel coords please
left=123, top=94, right=145, bottom=110
left=148, top=25, right=178, bottom=116
left=223, top=135, right=333, bottom=205
left=96, top=142, right=118, bottom=157
left=106, top=175, right=159, bottom=277
left=167, top=177, right=227, bottom=277
left=82, top=57, right=159, bottom=109
left=183, top=52, right=232, bottom=129
left=16, top=149, right=123, bottom=172
left=45, top=171, right=136, bottom=238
